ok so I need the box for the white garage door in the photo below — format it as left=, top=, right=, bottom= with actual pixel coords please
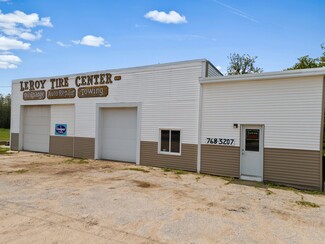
left=101, top=108, right=137, bottom=163
left=23, top=106, right=50, bottom=153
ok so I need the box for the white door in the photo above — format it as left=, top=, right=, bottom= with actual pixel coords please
left=100, top=108, right=137, bottom=163
left=240, top=125, right=264, bottom=181
left=23, top=106, right=50, bottom=153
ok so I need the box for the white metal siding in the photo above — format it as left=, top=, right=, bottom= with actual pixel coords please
left=23, top=106, right=50, bottom=153
left=50, top=105, right=75, bottom=136
left=201, top=76, right=323, bottom=151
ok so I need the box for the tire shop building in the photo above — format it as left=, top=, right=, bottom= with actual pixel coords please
left=10, top=59, right=325, bottom=191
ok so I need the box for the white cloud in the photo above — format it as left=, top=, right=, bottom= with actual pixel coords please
left=57, top=41, right=70, bottom=47
left=72, top=35, right=111, bottom=47
left=0, top=54, right=21, bottom=69
left=0, top=10, right=52, bottom=41
left=0, top=36, right=30, bottom=51
left=32, top=48, right=42, bottom=53
left=144, top=10, right=187, bottom=24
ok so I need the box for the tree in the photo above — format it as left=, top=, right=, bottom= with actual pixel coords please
left=0, top=94, right=11, bottom=129
left=227, top=53, right=263, bottom=75
left=287, top=44, right=325, bottom=70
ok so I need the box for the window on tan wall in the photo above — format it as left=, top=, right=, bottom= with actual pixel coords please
left=159, top=129, right=181, bottom=155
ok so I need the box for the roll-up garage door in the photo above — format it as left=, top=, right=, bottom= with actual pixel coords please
left=23, top=106, right=50, bottom=153
left=100, top=108, right=137, bottom=163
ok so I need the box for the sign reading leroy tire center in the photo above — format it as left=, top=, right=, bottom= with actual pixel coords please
left=20, top=73, right=121, bottom=100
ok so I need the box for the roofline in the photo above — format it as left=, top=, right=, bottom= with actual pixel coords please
left=12, top=58, right=208, bottom=83
left=207, top=61, right=224, bottom=76
left=200, top=67, right=325, bottom=84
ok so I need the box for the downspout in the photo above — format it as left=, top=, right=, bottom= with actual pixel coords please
left=321, top=76, right=325, bottom=191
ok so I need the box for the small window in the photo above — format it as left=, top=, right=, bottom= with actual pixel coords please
left=160, top=129, right=181, bottom=154
left=245, top=129, right=260, bottom=151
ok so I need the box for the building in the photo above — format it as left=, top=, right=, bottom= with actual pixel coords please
left=10, top=59, right=325, bottom=191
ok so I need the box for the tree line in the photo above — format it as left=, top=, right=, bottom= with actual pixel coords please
left=0, top=94, right=11, bottom=129
left=227, top=43, right=325, bottom=75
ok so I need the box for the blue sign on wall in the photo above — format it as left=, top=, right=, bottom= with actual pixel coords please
left=55, top=124, right=67, bottom=136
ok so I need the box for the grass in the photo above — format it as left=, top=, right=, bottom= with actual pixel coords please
left=0, top=147, right=9, bottom=154
left=296, top=195, right=320, bottom=208
left=0, top=128, right=10, bottom=142
left=15, top=169, right=29, bottom=174
left=64, top=158, right=89, bottom=164
left=123, top=167, right=150, bottom=173
left=163, top=168, right=188, bottom=175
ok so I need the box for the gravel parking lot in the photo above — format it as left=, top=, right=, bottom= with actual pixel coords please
left=0, top=150, right=324, bottom=243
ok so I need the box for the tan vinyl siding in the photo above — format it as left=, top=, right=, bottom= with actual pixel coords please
left=74, top=137, right=95, bottom=159
left=201, top=145, right=240, bottom=177
left=10, top=133, right=19, bottom=151
left=140, top=141, right=197, bottom=172
left=264, top=148, right=321, bottom=190
left=49, top=136, right=73, bottom=157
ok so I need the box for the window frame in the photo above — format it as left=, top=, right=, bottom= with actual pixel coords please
left=158, top=128, right=182, bottom=156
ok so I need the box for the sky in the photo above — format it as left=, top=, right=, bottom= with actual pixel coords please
left=0, top=0, right=324, bottom=95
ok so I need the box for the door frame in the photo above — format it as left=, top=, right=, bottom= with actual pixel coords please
left=240, top=124, right=264, bottom=182
left=95, top=103, right=142, bottom=164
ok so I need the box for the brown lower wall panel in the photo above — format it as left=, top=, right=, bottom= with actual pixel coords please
left=74, top=137, right=95, bottom=159
left=264, top=148, right=321, bottom=190
left=140, top=141, right=197, bottom=172
left=201, top=145, right=240, bottom=177
left=10, top=133, right=19, bottom=151
left=49, top=136, right=73, bottom=157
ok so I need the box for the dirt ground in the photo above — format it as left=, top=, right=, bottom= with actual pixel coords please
left=0, top=151, right=324, bottom=244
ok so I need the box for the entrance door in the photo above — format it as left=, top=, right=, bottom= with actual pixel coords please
left=240, top=125, right=264, bottom=181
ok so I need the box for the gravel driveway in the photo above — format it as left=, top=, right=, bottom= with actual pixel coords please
left=0, top=151, right=324, bottom=243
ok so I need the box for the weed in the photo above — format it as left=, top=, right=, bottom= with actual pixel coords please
left=123, top=167, right=149, bottom=173
left=266, top=189, right=275, bottom=195
left=15, top=169, right=28, bottom=174
left=64, top=158, right=89, bottom=164
left=296, top=200, right=320, bottom=208
left=162, top=168, right=188, bottom=175
left=195, top=176, right=201, bottom=182
left=173, top=170, right=188, bottom=175
left=296, top=195, right=320, bottom=208
left=163, top=168, right=172, bottom=172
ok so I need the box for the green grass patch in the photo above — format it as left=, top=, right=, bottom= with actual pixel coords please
left=0, top=147, right=9, bottom=154
left=0, top=128, right=10, bottom=141
left=123, top=167, right=150, bottom=173
left=162, top=168, right=188, bottom=175
left=296, top=200, right=320, bottom=208
left=64, top=158, right=89, bottom=164
left=296, top=195, right=320, bottom=208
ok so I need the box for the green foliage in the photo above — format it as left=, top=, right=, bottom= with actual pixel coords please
left=0, top=94, right=11, bottom=129
left=287, top=44, right=325, bottom=70
left=0, top=128, right=10, bottom=141
left=227, top=53, right=263, bottom=75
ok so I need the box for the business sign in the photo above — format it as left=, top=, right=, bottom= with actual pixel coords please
left=55, top=124, right=67, bottom=136
left=20, top=73, right=121, bottom=100
left=23, top=90, right=46, bottom=100
left=47, top=88, right=76, bottom=99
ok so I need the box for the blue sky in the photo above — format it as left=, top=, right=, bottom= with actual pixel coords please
left=0, top=0, right=324, bottom=94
